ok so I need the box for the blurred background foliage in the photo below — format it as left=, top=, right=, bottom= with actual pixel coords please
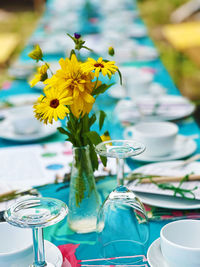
left=1, top=0, right=200, bottom=101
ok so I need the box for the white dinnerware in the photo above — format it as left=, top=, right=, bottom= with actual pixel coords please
left=132, top=135, right=197, bottom=162
left=160, top=220, right=200, bottom=267
left=134, top=191, right=200, bottom=210
left=147, top=238, right=168, bottom=267
left=0, top=222, right=33, bottom=267
left=124, top=121, right=178, bottom=157
left=127, top=160, right=200, bottom=209
left=0, top=115, right=60, bottom=142
left=10, top=106, right=41, bottom=135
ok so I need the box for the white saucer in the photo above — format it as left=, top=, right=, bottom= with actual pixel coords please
left=133, top=135, right=197, bottom=162
left=0, top=117, right=60, bottom=142
left=22, top=240, right=63, bottom=267
left=117, top=95, right=195, bottom=123
left=0, top=94, right=40, bottom=110
left=147, top=238, right=169, bottom=267
left=134, top=191, right=200, bottom=210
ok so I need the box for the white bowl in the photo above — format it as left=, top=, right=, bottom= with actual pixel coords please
left=0, top=222, right=33, bottom=267
left=160, top=220, right=200, bottom=267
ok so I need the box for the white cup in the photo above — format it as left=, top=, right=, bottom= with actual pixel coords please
left=160, top=220, right=200, bottom=267
left=10, top=106, right=41, bottom=135
left=0, top=222, right=33, bottom=267
left=123, top=121, right=178, bottom=157
left=120, top=67, right=153, bottom=99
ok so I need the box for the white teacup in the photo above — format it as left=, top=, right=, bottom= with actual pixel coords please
left=10, top=106, right=41, bottom=135
left=123, top=121, right=178, bottom=157
left=0, top=222, right=33, bottom=267
left=160, top=220, right=200, bottom=267
left=120, top=67, right=153, bottom=99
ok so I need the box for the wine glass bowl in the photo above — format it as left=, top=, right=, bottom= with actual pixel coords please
left=95, top=139, right=146, bottom=159
left=4, top=197, right=68, bottom=228
left=95, top=139, right=149, bottom=265
left=4, top=197, right=68, bottom=267
left=96, top=186, right=149, bottom=264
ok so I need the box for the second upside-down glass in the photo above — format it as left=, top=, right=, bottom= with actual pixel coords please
left=95, top=140, right=149, bottom=265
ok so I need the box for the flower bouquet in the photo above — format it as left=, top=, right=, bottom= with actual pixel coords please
left=29, top=33, right=121, bottom=232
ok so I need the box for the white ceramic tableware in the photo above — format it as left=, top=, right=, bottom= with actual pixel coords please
left=0, top=222, right=33, bottom=267
left=10, top=106, right=41, bottom=135
left=160, top=220, right=200, bottom=267
left=124, top=121, right=178, bottom=157
left=121, top=67, right=153, bottom=98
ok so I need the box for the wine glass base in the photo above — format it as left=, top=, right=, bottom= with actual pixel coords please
left=101, top=240, right=147, bottom=265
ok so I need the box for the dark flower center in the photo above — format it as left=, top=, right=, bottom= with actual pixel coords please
left=50, top=99, right=59, bottom=108
left=94, top=63, right=104, bottom=68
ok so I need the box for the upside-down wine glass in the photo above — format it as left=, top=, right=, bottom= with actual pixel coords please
left=95, top=140, right=149, bottom=265
left=4, top=197, right=68, bottom=267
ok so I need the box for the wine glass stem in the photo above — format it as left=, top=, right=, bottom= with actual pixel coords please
left=32, top=227, right=46, bottom=267
left=117, top=158, right=124, bottom=186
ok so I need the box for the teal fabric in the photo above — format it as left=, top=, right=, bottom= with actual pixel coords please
left=0, top=0, right=200, bottom=265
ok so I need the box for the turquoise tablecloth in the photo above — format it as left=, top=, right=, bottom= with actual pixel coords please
left=1, top=0, right=200, bottom=265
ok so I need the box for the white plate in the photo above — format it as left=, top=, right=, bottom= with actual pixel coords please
left=134, top=191, right=200, bottom=210
left=117, top=95, right=195, bottom=123
left=147, top=238, right=169, bottom=267
left=22, top=240, right=63, bottom=267
left=129, top=24, right=147, bottom=38
left=128, top=160, right=200, bottom=209
left=0, top=116, right=60, bottom=142
left=133, top=135, right=197, bottom=162
left=109, top=82, right=164, bottom=100
left=0, top=94, right=40, bottom=110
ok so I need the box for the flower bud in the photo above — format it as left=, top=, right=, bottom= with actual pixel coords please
left=108, top=46, right=115, bottom=56
left=28, top=44, right=43, bottom=61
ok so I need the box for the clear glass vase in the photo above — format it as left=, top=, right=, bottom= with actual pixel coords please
left=67, top=145, right=101, bottom=233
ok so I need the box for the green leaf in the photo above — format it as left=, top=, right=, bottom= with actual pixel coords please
left=84, top=131, right=102, bottom=145
left=117, top=69, right=122, bottom=85
left=99, top=110, right=106, bottom=131
left=92, top=83, right=114, bottom=96
left=69, top=49, right=76, bottom=59
left=100, top=155, right=107, bottom=167
left=57, top=127, right=70, bottom=135
left=88, top=141, right=99, bottom=171
left=89, top=113, right=96, bottom=127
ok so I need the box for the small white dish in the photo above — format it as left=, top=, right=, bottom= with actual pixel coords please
left=128, top=160, right=200, bottom=209
left=0, top=116, right=60, bottom=142
left=133, top=135, right=197, bottom=162
left=0, top=94, right=40, bottom=110
left=129, top=23, right=147, bottom=38
left=134, top=191, right=200, bottom=210
left=4, top=240, right=63, bottom=267
left=147, top=238, right=169, bottom=267
left=0, top=222, right=33, bottom=267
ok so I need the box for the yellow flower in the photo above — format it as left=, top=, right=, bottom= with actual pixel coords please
left=34, top=87, right=73, bottom=124
left=28, top=44, right=43, bottom=61
left=101, top=131, right=111, bottom=142
left=30, top=64, right=49, bottom=87
left=81, top=57, right=118, bottom=78
left=44, top=54, right=98, bottom=118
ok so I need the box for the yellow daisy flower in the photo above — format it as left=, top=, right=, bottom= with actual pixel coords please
left=34, top=87, right=73, bottom=124
left=30, top=64, right=49, bottom=87
left=44, top=54, right=99, bottom=118
left=81, top=57, right=118, bottom=78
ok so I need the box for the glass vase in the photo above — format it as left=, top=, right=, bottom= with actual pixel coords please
left=67, top=145, right=101, bottom=233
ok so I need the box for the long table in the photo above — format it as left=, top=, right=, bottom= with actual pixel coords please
left=1, top=0, right=200, bottom=265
